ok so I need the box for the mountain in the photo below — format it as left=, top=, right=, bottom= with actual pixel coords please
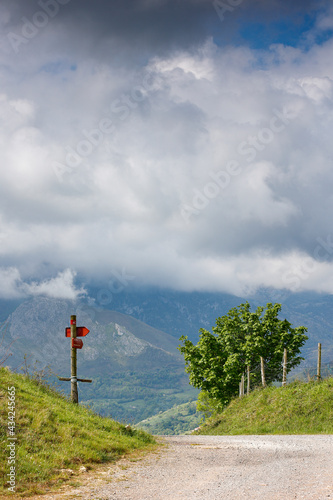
left=2, top=297, right=180, bottom=372
left=86, top=287, right=244, bottom=340
left=85, top=287, right=333, bottom=365
left=0, top=297, right=198, bottom=423
left=2, top=288, right=333, bottom=427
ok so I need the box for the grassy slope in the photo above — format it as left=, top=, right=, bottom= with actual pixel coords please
left=136, top=401, right=204, bottom=435
left=0, top=368, right=156, bottom=497
left=198, top=378, right=333, bottom=435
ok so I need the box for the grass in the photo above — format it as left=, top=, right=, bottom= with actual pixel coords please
left=136, top=401, right=204, bottom=435
left=198, top=377, right=333, bottom=435
left=0, top=367, right=156, bottom=496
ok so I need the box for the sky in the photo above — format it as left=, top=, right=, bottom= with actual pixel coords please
left=1, top=0, right=333, bottom=300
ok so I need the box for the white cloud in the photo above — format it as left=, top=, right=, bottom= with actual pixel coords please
left=24, top=269, right=86, bottom=300
left=0, top=267, right=85, bottom=300
left=0, top=267, right=23, bottom=299
left=1, top=4, right=333, bottom=295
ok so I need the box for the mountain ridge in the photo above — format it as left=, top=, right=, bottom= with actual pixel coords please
left=0, top=296, right=196, bottom=424
left=2, top=289, right=333, bottom=426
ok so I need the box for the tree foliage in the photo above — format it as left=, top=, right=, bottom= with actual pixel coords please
left=179, top=302, right=308, bottom=410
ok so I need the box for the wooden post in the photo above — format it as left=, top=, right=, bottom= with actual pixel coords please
left=71, top=314, right=78, bottom=403
left=317, top=343, right=322, bottom=381
left=247, top=365, right=250, bottom=395
left=282, top=348, right=287, bottom=386
left=239, top=375, right=244, bottom=397
left=58, top=316, right=92, bottom=398
left=260, top=357, right=266, bottom=387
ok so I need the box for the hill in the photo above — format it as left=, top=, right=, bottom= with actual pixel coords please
left=136, top=401, right=204, bottom=435
left=86, top=288, right=333, bottom=364
left=0, top=297, right=198, bottom=423
left=0, top=367, right=155, bottom=497
left=2, top=290, right=333, bottom=432
left=3, top=297, right=181, bottom=374
left=197, top=378, right=333, bottom=435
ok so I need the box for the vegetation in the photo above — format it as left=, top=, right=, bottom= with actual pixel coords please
left=292, top=360, right=333, bottom=381
left=0, top=319, right=13, bottom=367
left=136, top=401, right=204, bottom=435
left=179, top=302, right=308, bottom=413
left=0, top=367, right=156, bottom=497
left=197, top=378, right=333, bottom=435
left=76, top=368, right=199, bottom=423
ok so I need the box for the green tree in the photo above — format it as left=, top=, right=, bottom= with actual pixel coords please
left=179, top=302, right=308, bottom=412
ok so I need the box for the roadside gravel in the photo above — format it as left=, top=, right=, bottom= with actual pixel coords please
left=33, top=435, right=333, bottom=499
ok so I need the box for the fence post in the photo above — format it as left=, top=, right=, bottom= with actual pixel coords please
left=317, top=343, right=322, bottom=381
left=282, top=348, right=287, bottom=386
left=260, top=357, right=266, bottom=387
left=239, top=374, right=245, bottom=397
left=247, top=365, right=250, bottom=395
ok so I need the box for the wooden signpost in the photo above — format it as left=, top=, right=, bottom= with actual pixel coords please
left=58, top=315, right=92, bottom=403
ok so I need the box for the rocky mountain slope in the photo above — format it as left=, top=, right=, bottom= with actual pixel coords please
left=1, top=297, right=197, bottom=423
left=2, top=297, right=181, bottom=373
left=1, top=288, right=333, bottom=426
left=87, top=287, right=333, bottom=365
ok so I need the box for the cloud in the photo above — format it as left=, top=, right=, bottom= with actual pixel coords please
left=0, top=1, right=333, bottom=296
left=0, top=267, right=23, bottom=299
left=24, top=269, right=86, bottom=299
left=0, top=268, right=86, bottom=300
left=0, top=0, right=219, bottom=64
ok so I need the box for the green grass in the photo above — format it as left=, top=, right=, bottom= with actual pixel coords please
left=198, top=378, right=333, bottom=435
left=0, top=367, right=156, bottom=496
left=136, top=401, right=204, bottom=435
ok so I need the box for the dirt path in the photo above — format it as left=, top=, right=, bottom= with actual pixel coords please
left=33, top=435, right=333, bottom=499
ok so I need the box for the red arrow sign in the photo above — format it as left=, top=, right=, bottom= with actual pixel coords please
left=72, top=338, right=83, bottom=349
left=65, top=326, right=90, bottom=337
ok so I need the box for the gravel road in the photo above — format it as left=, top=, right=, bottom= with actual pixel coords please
left=34, top=435, right=333, bottom=500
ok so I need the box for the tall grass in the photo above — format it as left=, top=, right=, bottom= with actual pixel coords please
left=198, top=378, right=333, bottom=435
left=0, top=367, right=156, bottom=496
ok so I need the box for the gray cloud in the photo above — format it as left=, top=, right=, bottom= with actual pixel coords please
left=0, top=0, right=333, bottom=297
left=1, top=0, right=323, bottom=62
left=1, top=0, right=218, bottom=64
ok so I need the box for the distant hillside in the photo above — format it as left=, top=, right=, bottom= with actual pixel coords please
left=2, top=297, right=181, bottom=374
left=291, top=360, right=333, bottom=381
left=136, top=401, right=204, bottom=435
left=2, top=290, right=333, bottom=431
left=198, top=378, right=333, bottom=435
left=0, top=297, right=197, bottom=424
left=0, top=367, right=155, bottom=497
left=87, top=287, right=243, bottom=340
left=85, top=288, right=333, bottom=364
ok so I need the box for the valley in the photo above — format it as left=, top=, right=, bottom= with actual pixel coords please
left=1, top=289, right=333, bottom=433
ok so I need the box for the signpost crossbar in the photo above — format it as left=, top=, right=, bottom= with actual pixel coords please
left=57, top=377, right=92, bottom=383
